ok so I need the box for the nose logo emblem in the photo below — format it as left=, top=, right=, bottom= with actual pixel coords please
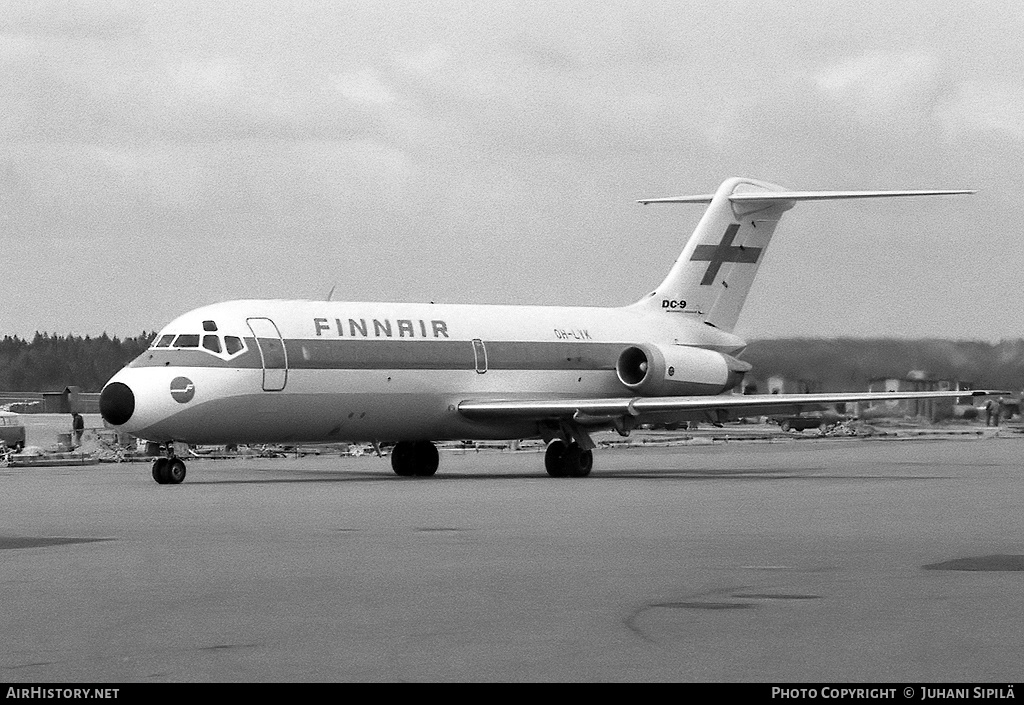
left=170, top=377, right=195, bottom=403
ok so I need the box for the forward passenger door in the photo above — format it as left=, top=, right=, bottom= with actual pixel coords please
left=246, top=317, right=288, bottom=391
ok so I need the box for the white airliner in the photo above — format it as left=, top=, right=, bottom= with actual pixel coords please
left=99, top=176, right=991, bottom=484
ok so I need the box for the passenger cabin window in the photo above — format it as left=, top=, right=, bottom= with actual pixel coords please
left=224, top=336, right=243, bottom=355
left=202, top=335, right=221, bottom=353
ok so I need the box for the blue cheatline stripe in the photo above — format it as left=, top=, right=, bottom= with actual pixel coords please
left=286, top=339, right=621, bottom=371
left=129, top=338, right=628, bottom=372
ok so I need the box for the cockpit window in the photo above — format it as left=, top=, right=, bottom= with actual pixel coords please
left=149, top=330, right=244, bottom=358
left=173, top=334, right=200, bottom=348
left=203, top=320, right=218, bottom=332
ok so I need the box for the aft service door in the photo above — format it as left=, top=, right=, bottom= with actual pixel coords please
left=246, top=317, right=288, bottom=391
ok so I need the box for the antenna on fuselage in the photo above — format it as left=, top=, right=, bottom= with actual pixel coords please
left=326, top=285, right=336, bottom=301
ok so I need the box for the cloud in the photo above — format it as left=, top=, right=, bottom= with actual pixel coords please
left=391, top=45, right=451, bottom=80
left=0, top=0, right=144, bottom=41
left=171, top=56, right=246, bottom=100
left=333, top=69, right=396, bottom=106
left=814, top=51, right=943, bottom=124
left=936, top=79, right=1024, bottom=141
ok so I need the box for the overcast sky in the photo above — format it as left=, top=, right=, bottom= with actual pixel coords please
left=2, top=0, right=1021, bottom=342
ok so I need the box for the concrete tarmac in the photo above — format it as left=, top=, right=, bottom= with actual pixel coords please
left=2, top=433, right=1024, bottom=682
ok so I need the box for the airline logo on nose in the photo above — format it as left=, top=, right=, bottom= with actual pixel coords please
left=170, top=377, right=195, bottom=404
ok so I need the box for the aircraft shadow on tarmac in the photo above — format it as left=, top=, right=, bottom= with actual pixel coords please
left=186, top=465, right=952, bottom=485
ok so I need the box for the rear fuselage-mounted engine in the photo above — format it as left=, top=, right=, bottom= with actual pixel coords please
left=615, top=343, right=751, bottom=396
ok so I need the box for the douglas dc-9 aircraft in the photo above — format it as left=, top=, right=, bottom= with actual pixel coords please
left=100, top=177, right=991, bottom=484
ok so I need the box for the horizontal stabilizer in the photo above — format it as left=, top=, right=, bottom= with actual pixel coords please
left=638, top=189, right=975, bottom=205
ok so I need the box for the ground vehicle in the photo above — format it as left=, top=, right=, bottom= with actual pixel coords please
left=776, top=411, right=844, bottom=433
left=0, top=411, right=26, bottom=451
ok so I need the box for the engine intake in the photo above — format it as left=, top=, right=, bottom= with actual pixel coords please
left=615, top=343, right=751, bottom=396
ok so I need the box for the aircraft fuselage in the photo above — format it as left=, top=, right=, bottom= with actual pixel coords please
left=103, top=299, right=745, bottom=445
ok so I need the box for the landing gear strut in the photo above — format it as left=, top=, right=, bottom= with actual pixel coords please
left=152, top=445, right=187, bottom=484
left=391, top=441, right=439, bottom=477
left=544, top=440, right=593, bottom=478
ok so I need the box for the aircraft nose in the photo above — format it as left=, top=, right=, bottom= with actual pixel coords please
left=100, top=382, right=135, bottom=426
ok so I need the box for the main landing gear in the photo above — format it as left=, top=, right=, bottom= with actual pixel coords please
left=388, top=435, right=594, bottom=478
left=391, top=440, right=439, bottom=477
left=152, top=445, right=187, bottom=484
left=544, top=440, right=593, bottom=478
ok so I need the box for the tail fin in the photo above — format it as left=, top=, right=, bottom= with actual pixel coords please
left=631, top=177, right=974, bottom=332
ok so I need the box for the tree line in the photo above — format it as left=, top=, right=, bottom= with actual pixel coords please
left=0, top=332, right=156, bottom=392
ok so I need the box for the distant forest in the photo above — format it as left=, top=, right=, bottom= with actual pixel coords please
left=0, top=333, right=1023, bottom=395
left=0, top=332, right=156, bottom=392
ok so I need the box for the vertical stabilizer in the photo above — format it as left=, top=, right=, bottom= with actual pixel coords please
left=631, top=178, right=974, bottom=333
left=633, top=177, right=792, bottom=332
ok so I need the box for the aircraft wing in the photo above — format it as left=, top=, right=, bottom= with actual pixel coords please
left=458, top=390, right=1005, bottom=425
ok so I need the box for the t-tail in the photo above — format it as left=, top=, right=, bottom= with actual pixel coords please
left=631, top=177, right=974, bottom=332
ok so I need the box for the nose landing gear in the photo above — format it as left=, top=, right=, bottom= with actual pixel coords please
left=152, top=446, right=187, bottom=484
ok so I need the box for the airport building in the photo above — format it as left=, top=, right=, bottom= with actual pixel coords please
left=0, top=386, right=100, bottom=414
left=867, top=370, right=973, bottom=421
left=742, top=371, right=984, bottom=422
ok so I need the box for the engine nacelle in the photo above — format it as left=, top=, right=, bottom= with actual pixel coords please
left=615, top=343, right=751, bottom=396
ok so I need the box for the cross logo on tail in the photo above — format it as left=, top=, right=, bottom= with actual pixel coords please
left=690, top=223, right=762, bottom=285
